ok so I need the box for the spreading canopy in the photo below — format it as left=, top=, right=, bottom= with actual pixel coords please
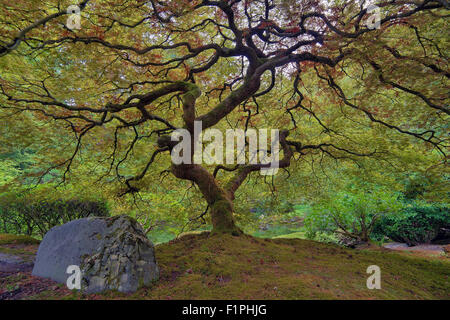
left=0, top=0, right=448, bottom=233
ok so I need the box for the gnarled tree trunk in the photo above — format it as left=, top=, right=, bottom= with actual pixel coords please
left=170, top=163, right=241, bottom=235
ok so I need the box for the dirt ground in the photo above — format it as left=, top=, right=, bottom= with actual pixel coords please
left=0, top=243, right=72, bottom=300
left=383, top=242, right=449, bottom=258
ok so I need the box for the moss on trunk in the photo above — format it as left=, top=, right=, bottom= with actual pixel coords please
left=210, top=198, right=242, bottom=236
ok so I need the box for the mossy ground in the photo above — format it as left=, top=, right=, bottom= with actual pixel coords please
left=69, top=233, right=449, bottom=299
left=1, top=232, right=448, bottom=299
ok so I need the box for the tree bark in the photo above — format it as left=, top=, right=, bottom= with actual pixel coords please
left=170, top=163, right=242, bottom=235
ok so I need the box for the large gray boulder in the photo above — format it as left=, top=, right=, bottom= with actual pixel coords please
left=32, top=215, right=159, bottom=293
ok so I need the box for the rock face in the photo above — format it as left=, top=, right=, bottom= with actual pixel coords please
left=32, top=215, right=159, bottom=293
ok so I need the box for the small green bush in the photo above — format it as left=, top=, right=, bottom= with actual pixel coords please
left=311, top=232, right=342, bottom=245
left=371, top=204, right=449, bottom=245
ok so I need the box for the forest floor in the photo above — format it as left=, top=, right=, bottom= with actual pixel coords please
left=0, top=233, right=448, bottom=300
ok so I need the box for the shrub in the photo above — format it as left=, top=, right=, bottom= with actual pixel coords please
left=311, top=232, right=342, bottom=245
left=371, top=204, right=449, bottom=246
left=304, top=188, right=402, bottom=243
left=0, top=196, right=109, bottom=237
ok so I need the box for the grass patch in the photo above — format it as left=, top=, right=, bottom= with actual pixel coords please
left=148, top=229, right=177, bottom=245
left=273, top=231, right=306, bottom=239
left=250, top=225, right=304, bottom=239
left=0, top=234, right=40, bottom=245
left=293, top=204, right=310, bottom=215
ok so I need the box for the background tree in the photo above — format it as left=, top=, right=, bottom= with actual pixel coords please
left=0, top=0, right=448, bottom=234
left=304, top=186, right=403, bottom=243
